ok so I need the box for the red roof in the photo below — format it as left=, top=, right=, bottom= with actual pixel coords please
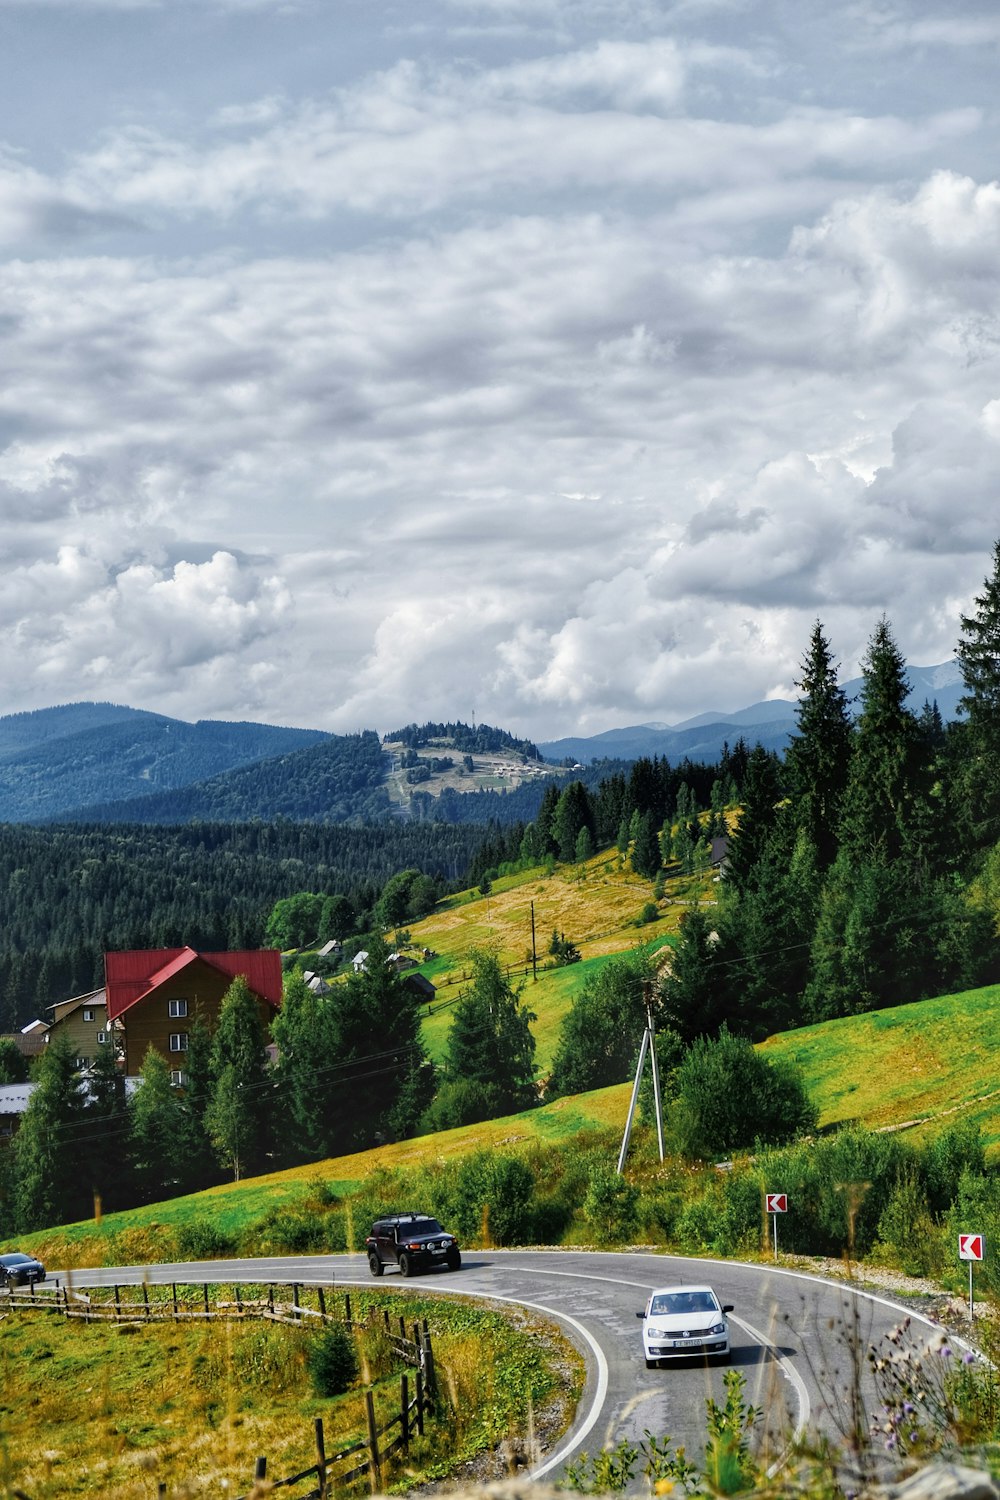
left=104, top=948, right=283, bottom=1022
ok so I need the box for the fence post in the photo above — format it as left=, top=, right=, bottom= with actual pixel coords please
left=236, top=1285, right=243, bottom=1316
left=398, top=1314, right=406, bottom=1342
left=293, top=1283, right=300, bottom=1320
left=345, top=1292, right=352, bottom=1325
left=383, top=1308, right=390, bottom=1333
left=268, top=1285, right=275, bottom=1317
left=318, top=1286, right=327, bottom=1320
left=172, top=1284, right=178, bottom=1321
left=365, top=1390, right=382, bottom=1494
left=203, top=1283, right=210, bottom=1317
left=254, top=1456, right=267, bottom=1482
left=400, top=1374, right=409, bottom=1456
left=142, top=1283, right=150, bottom=1321
left=315, top=1416, right=327, bottom=1499
left=422, top=1329, right=437, bottom=1402
left=415, top=1369, right=425, bottom=1436
left=114, top=1285, right=121, bottom=1321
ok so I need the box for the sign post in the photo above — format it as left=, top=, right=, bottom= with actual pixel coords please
left=958, top=1233, right=984, bottom=1321
left=765, top=1192, right=787, bottom=1258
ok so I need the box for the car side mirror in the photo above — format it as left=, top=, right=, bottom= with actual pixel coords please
left=722, top=1305, right=734, bottom=1313
left=636, top=1311, right=646, bottom=1319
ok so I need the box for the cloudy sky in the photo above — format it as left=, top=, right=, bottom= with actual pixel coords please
left=2, top=0, right=999, bottom=740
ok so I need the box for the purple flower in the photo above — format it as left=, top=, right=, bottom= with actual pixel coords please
left=963, top=1352, right=976, bottom=1366
left=938, top=1345, right=953, bottom=1359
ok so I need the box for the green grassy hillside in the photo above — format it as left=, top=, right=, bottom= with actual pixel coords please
left=759, top=982, right=1000, bottom=1156
left=389, top=851, right=712, bottom=1071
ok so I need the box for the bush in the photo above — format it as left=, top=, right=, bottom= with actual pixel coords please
left=583, top=1164, right=640, bottom=1243
left=175, top=1220, right=238, bottom=1260
left=308, top=1324, right=359, bottom=1397
left=670, top=1027, right=817, bottom=1159
left=876, top=1169, right=946, bottom=1277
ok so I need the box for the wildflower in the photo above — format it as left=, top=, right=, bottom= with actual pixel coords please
left=963, top=1351, right=976, bottom=1366
left=939, top=1346, right=953, bottom=1360
left=654, top=1482, right=674, bottom=1495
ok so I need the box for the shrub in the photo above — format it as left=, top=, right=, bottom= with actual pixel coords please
left=877, top=1170, right=946, bottom=1277
left=583, top=1165, right=640, bottom=1243
left=670, top=1027, right=817, bottom=1159
left=308, top=1324, right=359, bottom=1397
left=175, top=1220, right=238, bottom=1260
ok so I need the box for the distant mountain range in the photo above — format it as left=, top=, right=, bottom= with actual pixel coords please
left=537, top=660, right=965, bottom=766
left=0, top=662, right=965, bottom=825
left=0, top=702, right=333, bottom=823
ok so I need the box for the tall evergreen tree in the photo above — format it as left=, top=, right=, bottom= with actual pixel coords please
left=178, top=1016, right=219, bottom=1193
left=322, top=940, right=429, bottom=1152
left=442, top=950, right=537, bottom=1117
left=129, top=1046, right=189, bottom=1203
left=837, top=617, right=927, bottom=867
left=11, top=1034, right=88, bottom=1231
left=271, top=969, right=339, bottom=1162
left=85, top=1039, right=131, bottom=1214
left=956, top=539, right=1000, bottom=853
left=784, top=621, right=853, bottom=870
left=204, top=975, right=271, bottom=1181
left=724, top=745, right=784, bottom=893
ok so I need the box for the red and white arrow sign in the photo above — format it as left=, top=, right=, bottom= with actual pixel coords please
left=959, top=1233, right=984, bottom=1261
left=765, top=1193, right=788, bottom=1214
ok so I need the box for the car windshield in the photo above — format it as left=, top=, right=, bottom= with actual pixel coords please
left=405, top=1218, right=443, bottom=1235
left=650, top=1291, right=717, bottom=1316
left=1, top=1255, right=32, bottom=1267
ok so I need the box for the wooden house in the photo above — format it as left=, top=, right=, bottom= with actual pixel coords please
left=105, top=947, right=282, bottom=1081
left=46, top=988, right=120, bottom=1071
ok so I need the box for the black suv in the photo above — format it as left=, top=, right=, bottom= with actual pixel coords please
left=366, top=1213, right=461, bottom=1277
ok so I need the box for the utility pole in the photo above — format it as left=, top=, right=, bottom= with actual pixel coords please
left=530, top=901, right=537, bottom=981
left=617, top=982, right=664, bottom=1172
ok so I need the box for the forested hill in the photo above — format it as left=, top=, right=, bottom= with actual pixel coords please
left=54, top=731, right=390, bottom=826
left=386, top=720, right=542, bottom=760
left=0, top=702, right=328, bottom=822
left=0, top=819, right=485, bottom=1029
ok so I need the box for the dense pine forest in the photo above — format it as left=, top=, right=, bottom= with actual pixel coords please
left=0, top=820, right=485, bottom=1029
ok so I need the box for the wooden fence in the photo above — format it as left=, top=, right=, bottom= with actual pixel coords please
left=2, top=1281, right=440, bottom=1498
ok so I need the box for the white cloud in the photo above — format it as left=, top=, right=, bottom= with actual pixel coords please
left=0, top=4, right=998, bottom=734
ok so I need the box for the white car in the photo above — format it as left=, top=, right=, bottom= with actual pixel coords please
left=637, top=1284, right=733, bottom=1367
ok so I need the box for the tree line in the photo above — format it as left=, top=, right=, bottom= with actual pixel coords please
left=0, top=939, right=540, bottom=1233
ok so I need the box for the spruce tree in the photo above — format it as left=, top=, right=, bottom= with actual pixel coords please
left=271, top=969, right=338, bottom=1162
left=442, top=950, right=537, bottom=1115
left=204, top=975, right=270, bottom=1181
left=956, top=539, right=1000, bottom=852
left=784, top=621, right=853, bottom=870
left=11, top=1034, right=88, bottom=1231
left=129, top=1046, right=188, bottom=1203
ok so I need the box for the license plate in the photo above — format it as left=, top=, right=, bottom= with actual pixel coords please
left=671, top=1338, right=696, bottom=1348
left=432, top=1248, right=446, bottom=1256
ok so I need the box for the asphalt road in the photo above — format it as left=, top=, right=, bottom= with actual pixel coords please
left=57, top=1249, right=957, bottom=1481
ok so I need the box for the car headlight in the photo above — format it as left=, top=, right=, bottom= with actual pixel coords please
left=647, top=1326, right=667, bottom=1339
left=709, top=1322, right=726, bottom=1336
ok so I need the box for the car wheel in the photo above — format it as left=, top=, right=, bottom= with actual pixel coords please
left=398, top=1252, right=412, bottom=1278
left=368, top=1252, right=384, bottom=1278
left=446, top=1250, right=461, bottom=1271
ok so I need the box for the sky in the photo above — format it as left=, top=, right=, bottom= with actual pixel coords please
left=1, top=0, right=1000, bottom=741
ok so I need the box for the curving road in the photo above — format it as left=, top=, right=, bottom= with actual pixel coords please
left=58, top=1250, right=962, bottom=1480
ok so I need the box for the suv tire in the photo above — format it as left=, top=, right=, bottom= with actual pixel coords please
left=447, top=1249, right=461, bottom=1271
left=398, top=1252, right=413, bottom=1278
left=368, top=1251, right=384, bottom=1278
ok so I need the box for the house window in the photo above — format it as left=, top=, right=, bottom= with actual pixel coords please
left=168, top=998, right=188, bottom=1018
left=96, top=1031, right=107, bottom=1044
left=170, top=1070, right=188, bottom=1088
left=169, top=1033, right=189, bottom=1052
left=82, top=1008, right=95, bottom=1022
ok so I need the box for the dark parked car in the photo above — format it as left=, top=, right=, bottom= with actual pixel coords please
left=366, top=1213, right=461, bottom=1277
left=0, top=1251, right=46, bottom=1288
